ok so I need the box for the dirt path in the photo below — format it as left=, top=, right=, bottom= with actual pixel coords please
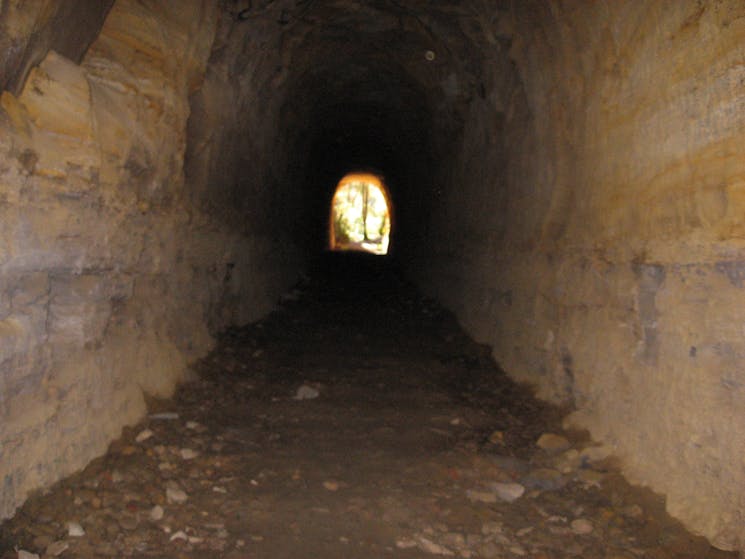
left=1, top=255, right=736, bottom=559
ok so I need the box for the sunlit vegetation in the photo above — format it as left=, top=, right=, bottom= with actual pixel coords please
left=329, top=173, right=391, bottom=255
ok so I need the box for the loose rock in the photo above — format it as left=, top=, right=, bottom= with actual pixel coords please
left=149, top=412, right=179, bottom=420
left=150, top=505, right=165, bottom=520
left=135, top=429, right=154, bottom=443
left=396, top=537, right=418, bottom=549
left=166, top=487, right=188, bottom=504
left=45, top=541, right=69, bottom=557
left=322, top=480, right=340, bottom=491
left=67, top=521, right=85, bottom=537
left=179, top=448, right=199, bottom=460
left=489, top=482, right=525, bottom=502
left=293, top=384, right=320, bottom=400
left=170, top=530, right=188, bottom=542
left=417, top=535, right=455, bottom=555
left=536, top=433, right=571, bottom=453
left=571, top=518, right=594, bottom=535
left=466, top=489, right=497, bottom=504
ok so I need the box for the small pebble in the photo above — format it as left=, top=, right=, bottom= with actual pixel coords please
left=118, top=513, right=139, bottom=531
left=323, top=480, right=340, bottom=491
left=67, top=521, right=85, bottom=537
left=580, top=444, right=613, bottom=463
left=481, top=522, right=502, bottom=536
left=417, top=535, right=454, bottom=555
left=179, top=448, right=199, bottom=460
left=488, top=430, right=504, bottom=444
left=466, top=489, right=497, bottom=503
left=150, top=505, right=165, bottom=520
left=166, top=487, right=188, bottom=504
left=170, top=530, right=188, bottom=542
left=293, top=384, right=320, bottom=400
left=571, top=518, right=594, bottom=535
left=577, top=469, right=604, bottom=488
left=149, top=412, right=179, bottom=420
left=135, top=429, right=154, bottom=443
left=45, top=541, right=69, bottom=557
left=536, top=433, right=571, bottom=453
left=622, top=504, right=644, bottom=518
left=490, top=482, right=525, bottom=502
left=396, top=537, right=418, bottom=549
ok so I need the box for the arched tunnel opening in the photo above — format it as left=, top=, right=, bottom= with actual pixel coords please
left=1, top=1, right=744, bottom=556
left=329, top=172, right=392, bottom=255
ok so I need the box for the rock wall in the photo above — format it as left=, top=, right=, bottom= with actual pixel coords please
left=0, top=0, right=299, bottom=520
left=419, top=0, right=745, bottom=551
left=0, top=0, right=114, bottom=94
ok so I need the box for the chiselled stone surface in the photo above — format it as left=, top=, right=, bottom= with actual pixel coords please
left=0, top=0, right=113, bottom=94
left=419, top=0, right=745, bottom=551
left=0, top=0, right=299, bottom=522
left=2, top=0, right=745, bottom=554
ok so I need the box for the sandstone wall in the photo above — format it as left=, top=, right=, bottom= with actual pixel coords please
left=0, top=0, right=114, bottom=94
left=0, top=0, right=299, bottom=519
left=419, top=0, right=745, bottom=551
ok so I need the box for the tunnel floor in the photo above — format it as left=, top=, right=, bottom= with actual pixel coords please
left=0, top=254, right=735, bottom=559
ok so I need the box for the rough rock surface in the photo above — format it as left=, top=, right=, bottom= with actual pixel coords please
left=0, top=257, right=734, bottom=559
left=1, top=0, right=745, bottom=553
left=418, top=1, right=745, bottom=551
left=0, top=0, right=299, bottom=521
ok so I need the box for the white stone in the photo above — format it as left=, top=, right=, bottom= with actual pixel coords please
left=17, top=551, right=40, bottom=559
left=293, top=384, right=319, bottom=400
left=45, top=541, right=69, bottom=556
left=67, top=521, right=85, bottom=537
left=150, top=505, right=164, bottom=521
left=570, top=518, right=594, bottom=535
left=149, top=412, right=179, bottom=420
left=179, top=448, right=199, bottom=460
left=417, top=536, right=454, bottom=555
left=169, top=530, right=188, bottom=542
left=489, top=482, right=525, bottom=502
left=136, top=429, right=154, bottom=443
left=166, top=487, right=188, bottom=504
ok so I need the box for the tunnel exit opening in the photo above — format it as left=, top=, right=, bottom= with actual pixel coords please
left=329, top=172, right=392, bottom=255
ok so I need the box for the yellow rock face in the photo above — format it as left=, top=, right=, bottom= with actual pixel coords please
left=419, top=0, right=745, bottom=551
left=0, top=0, right=299, bottom=528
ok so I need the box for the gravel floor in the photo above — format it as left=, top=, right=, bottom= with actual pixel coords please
left=0, top=254, right=736, bottom=559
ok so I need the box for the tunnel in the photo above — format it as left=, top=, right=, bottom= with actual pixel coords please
left=1, top=0, right=744, bottom=555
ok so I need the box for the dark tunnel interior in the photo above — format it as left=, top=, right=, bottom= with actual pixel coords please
left=1, top=0, right=745, bottom=552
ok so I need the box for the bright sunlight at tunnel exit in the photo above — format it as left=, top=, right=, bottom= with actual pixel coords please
left=328, top=173, right=392, bottom=255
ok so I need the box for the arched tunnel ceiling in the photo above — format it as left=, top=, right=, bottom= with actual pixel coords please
left=217, top=0, right=510, bottom=250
